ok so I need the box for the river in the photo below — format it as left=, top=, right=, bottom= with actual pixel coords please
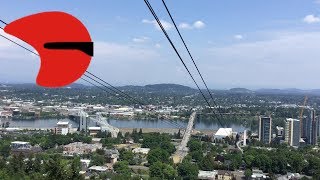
left=2, top=118, right=249, bottom=132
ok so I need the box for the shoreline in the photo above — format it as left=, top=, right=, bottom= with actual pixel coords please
left=119, top=127, right=216, bottom=135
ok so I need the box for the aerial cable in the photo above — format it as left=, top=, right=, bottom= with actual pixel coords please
left=143, top=0, right=232, bottom=133
left=161, top=0, right=223, bottom=116
left=0, top=21, right=182, bottom=128
left=143, top=0, right=221, bottom=121
left=0, top=20, right=145, bottom=106
left=0, top=19, right=144, bottom=105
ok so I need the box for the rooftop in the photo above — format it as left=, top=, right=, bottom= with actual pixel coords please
left=215, top=128, right=233, bottom=137
left=88, top=166, right=108, bottom=172
left=88, top=127, right=101, bottom=130
left=57, top=121, right=69, bottom=125
left=286, top=118, right=300, bottom=122
left=11, top=141, right=30, bottom=145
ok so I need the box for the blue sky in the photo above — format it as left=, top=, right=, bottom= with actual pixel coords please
left=1, top=0, right=320, bottom=89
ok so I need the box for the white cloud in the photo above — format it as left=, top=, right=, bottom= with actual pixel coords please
left=155, top=43, right=161, bottom=48
left=132, top=36, right=150, bottom=43
left=0, top=29, right=40, bottom=83
left=94, top=41, right=159, bottom=61
left=303, top=14, right=320, bottom=24
left=193, top=21, right=206, bottom=29
left=234, top=34, right=243, bottom=40
left=205, top=31, right=320, bottom=88
left=178, top=20, right=206, bottom=30
left=142, top=19, right=173, bottom=30
left=178, top=23, right=192, bottom=29
left=143, top=19, right=205, bottom=31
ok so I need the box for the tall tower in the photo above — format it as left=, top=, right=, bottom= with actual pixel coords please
left=285, top=118, right=300, bottom=147
left=259, top=116, right=272, bottom=144
left=311, top=110, right=318, bottom=145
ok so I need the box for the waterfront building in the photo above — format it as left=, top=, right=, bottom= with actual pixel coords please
left=88, top=127, right=101, bottom=136
left=213, top=128, right=233, bottom=139
left=55, top=121, right=72, bottom=135
left=285, top=118, right=300, bottom=147
left=258, top=116, right=272, bottom=144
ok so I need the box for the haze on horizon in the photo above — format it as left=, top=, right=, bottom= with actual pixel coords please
left=1, top=0, right=320, bottom=89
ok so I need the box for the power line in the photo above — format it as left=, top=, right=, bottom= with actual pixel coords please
left=0, top=19, right=145, bottom=106
left=83, top=77, right=183, bottom=129
left=0, top=15, right=222, bottom=131
left=0, top=19, right=7, bottom=25
left=161, top=0, right=223, bottom=114
left=143, top=0, right=222, bottom=123
left=85, top=71, right=145, bottom=105
left=0, top=17, right=187, bottom=132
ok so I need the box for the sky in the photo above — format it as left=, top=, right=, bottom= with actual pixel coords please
left=1, top=0, right=320, bottom=89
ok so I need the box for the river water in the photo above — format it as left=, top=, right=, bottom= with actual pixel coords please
left=2, top=118, right=249, bottom=132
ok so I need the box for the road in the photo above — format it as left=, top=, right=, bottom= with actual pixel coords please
left=236, top=140, right=243, bottom=153
left=172, top=112, right=196, bottom=163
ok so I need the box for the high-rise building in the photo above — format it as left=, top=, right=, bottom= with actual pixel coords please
left=285, top=118, right=300, bottom=147
left=259, top=116, right=272, bottom=144
left=303, top=110, right=319, bottom=145
left=301, top=116, right=307, bottom=139
left=310, top=110, right=319, bottom=145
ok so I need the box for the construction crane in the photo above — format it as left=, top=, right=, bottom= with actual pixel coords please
left=299, top=96, right=308, bottom=137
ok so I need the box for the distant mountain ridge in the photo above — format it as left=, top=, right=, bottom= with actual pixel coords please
left=119, top=83, right=196, bottom=94
left=229, top=88, right=253, bottom=93
left=2, top=83, right=320, bottom=95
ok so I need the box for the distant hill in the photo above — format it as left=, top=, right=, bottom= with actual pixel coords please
left=145, top=84, right=195, bottom=92
left=3, top=82, right=320, bottom=96
left=255, top=88, right=320, bottom=95
left=118, top=83, right=196, bottom=94
left=229, top=88, right=253, bottom=93
left=0, top=83, right=87, bottom=89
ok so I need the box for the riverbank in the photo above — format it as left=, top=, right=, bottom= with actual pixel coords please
left=119, top=127, right=216, bottom=135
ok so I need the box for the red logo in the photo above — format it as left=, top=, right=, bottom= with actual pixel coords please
left=4, top=11, right=93, bottom=88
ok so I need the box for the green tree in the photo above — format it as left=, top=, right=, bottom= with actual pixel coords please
left=149, top=161, right=177, bottom=180
left=187, top=139, right=201, bottom=152
left=147, top=148, right=170, bottom=165
left=113, top=161, right=131, bottom=177
left=244, top=169, right=252, bottom=180
left=44, top=154, right=66, bottom=180
left=90, top=154, right=105, bottom=166
left=177, top=160, right=199, bottom=180
left=119, top=149, right=134, bottom=165
left=190, top=150, right=203, bottom=162
left=69, top=156, right=82, bottom=180
left=199, top=154, right=215, bottom=171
